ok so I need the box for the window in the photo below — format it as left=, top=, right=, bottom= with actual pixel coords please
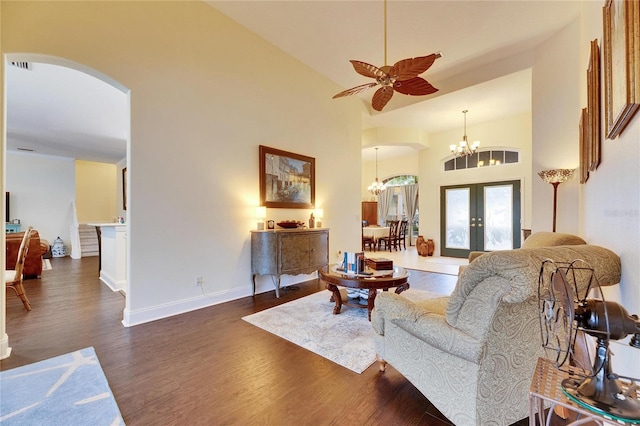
left=444, top=150, right=519, bottom=171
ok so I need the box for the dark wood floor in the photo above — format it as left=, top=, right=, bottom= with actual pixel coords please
left=2, top=257, right=564, bottom=425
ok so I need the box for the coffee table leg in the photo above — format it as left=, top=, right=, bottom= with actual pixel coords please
left=326, top=283, right=342, bottom=315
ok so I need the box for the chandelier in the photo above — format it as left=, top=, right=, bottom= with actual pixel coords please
left=450, top=110, right=480, bottom=157
left=368, top=147, right=386, bottom=195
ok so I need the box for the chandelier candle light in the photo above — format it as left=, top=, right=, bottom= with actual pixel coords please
left=368, top=147, right=386, bottom=196
left=451, top=110, right=480, bottom=157
left=538, top=169, right=574, bottom=232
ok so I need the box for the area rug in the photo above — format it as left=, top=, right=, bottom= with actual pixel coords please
left=242, top=288, right=443, bottom=374
left=0, top=347, right=125, bottom=425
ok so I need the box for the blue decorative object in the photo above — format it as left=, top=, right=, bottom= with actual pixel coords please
left=52, top=236, right=66, bottom=257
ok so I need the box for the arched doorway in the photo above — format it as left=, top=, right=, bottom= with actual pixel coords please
left=380, top=175, right=419, bottom=245
left=1, top=54, right=131, bottom=359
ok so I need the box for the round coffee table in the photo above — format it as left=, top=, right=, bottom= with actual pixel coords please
left=318, top=264, right=410, bottom=321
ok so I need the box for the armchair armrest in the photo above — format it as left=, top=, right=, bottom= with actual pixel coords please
left=373, top=292, right=483, bottom=363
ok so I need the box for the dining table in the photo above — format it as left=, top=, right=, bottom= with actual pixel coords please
left=362, top=226, right=390, bottom=249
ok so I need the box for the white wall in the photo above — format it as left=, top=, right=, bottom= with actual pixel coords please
left=1, top=1, right=362, bottom=326
left=418, top=112, right=533, bottom=253
left=530, top=6, right=639, bottom=378
left=5, top=152, right=75, bottom=245
left=531, top=19, right=581, bottom=235
left=576, top=1, right=640, bottom=378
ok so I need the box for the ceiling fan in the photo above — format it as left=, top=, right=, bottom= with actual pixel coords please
left=332, top=0, right=442, bottom=112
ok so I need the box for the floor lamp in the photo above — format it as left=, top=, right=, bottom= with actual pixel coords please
left=538, top=169, right=574, bottom=232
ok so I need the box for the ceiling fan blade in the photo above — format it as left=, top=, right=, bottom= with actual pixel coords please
left=333, top=82, right=379, bottom=99
left=350, top=60, right=385, bottom=79
left=393, top=52, right=442, bottom=81
left=372, top=86, right=394, bottom=111
left=394, top=77, right=438, bottom=96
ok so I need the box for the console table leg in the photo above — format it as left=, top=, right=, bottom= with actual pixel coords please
left=275, top=277, right=280, bottom=298
left=252, top=275, right=257, bottom=296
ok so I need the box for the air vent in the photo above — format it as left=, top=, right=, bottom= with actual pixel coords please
left=17, top=147, right=34, bottom=152
left=9, top=61, right=31, bottom=70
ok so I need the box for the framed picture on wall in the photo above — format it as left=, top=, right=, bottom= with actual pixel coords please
left=603, top=0, right=640, bottom=139
left=587, top=39, right=601, bottom=171
left=259, top=145, right=315, bottom=209
left=580, top=108, right=589, bottom=184
left=122, top=167, right=127, bottom=210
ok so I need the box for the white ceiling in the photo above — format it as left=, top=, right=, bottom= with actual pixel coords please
left=6, top=62, right=128, bottom=164
left=4, top=1, right=582, bottom=163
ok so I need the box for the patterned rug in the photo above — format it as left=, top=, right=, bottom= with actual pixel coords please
left=0, top=347, right=124, bottom=425
left=242, top=288, right=443, bottom=374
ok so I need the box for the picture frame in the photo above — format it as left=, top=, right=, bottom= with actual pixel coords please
left=579, top=108, right=589, bottom=184
left=259, top=145, right=315, bottom=209
left=587, top=39, right=601, bottom=171
left=122, top=167, right=127, bottom=210
left=603, top=0, right=640, bottom=139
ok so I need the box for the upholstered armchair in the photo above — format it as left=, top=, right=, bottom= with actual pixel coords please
left=372, top=244, right=621, bottom=425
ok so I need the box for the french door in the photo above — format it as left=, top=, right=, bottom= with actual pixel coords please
left=440, top=180, right=521, bottom=258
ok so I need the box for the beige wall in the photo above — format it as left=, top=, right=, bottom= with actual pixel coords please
left=576, top=1, right=640, bottom=377
left=419, top=112, right=533, bottom=248
left=75, top=160, right=117, bottom=223
left=1, top=1, right=362, bottom=326
left=361, top=152, right=420, bottom=202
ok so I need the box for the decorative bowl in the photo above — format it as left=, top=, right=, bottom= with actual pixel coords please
left=277, top=221, right=302, bottom=229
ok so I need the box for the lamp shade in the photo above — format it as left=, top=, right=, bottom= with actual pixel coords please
left=256, top=206, right=267, bottom=220
left=538, top=169, right=575, bottom=184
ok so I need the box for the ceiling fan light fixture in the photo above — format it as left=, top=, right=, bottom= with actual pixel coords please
left=332, top=0, right=441, bottom=111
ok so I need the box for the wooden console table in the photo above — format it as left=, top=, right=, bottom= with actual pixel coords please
left=251, top=228, right=329, bottom=298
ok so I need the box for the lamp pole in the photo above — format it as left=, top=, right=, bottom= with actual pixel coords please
left=551, top=182, right=560, bottom=232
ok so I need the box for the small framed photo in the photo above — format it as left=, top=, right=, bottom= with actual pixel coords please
left=259, top=145, right=315, bottom=209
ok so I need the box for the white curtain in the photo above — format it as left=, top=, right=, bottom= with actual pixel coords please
left=401, top=184, right=419, bottom=245
left=378, top=189, right=394, bottom=225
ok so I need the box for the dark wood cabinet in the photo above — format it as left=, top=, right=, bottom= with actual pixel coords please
left=362, top=201, right=378, bottom=225
left=251, top=228, right=329, bottom=297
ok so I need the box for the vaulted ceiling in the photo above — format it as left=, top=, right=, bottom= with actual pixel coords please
left=4, top=1, right=583, bottom=163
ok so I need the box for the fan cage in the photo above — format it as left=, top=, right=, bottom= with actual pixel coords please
left=538, top=259, right=607, bottom=378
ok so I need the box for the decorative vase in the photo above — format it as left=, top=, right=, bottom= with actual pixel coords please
left=52, top=236, right=67, bottom=258
left=416, top=236, right=428, bottom=257
left=426, top=239, right=435, bottom=256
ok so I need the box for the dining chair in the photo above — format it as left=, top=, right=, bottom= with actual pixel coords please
left=378, top=220, right=399, bottom=251
left=362, top=221, right=375, bottom=251
left=5, top=226, right=34, bottom=310
left=396, top=220, right=408, bottom=250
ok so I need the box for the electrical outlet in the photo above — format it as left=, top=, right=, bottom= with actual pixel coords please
left=195, top=275, right=204, bottom=287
